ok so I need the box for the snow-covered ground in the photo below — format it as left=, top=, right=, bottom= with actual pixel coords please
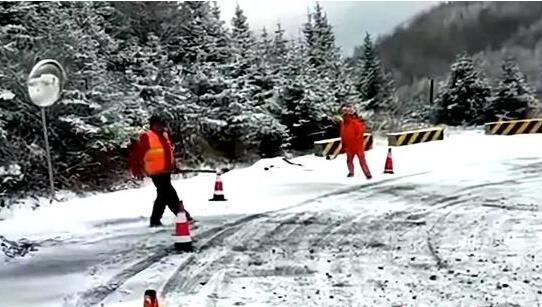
left=1, top=129, right=541, bottom=306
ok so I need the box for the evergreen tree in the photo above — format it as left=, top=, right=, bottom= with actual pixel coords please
left=198, top=4, right=287, bottom=159
left=111, top=1, right=183, bottom=44
left=434, top=53, right=491, bottom=125
left=275, top=42, right=336, bottom=149
left=229, top=4, right=257, bottom=78
left=259, top=27, right=273, bottom=60
left=271, top=23, right=288, bottom=63
left=0, top=2, right=135, bottom=192
left=485, top=58, right=540, bottom=121
left=303, top=3, right=339, bottom=69
left=231, top=4, right=253, bottom=50
left=332, top=64, right=359, bottom=106
left=312, top=2, right=339, bottom=67
left=178, top=1, right=211, bottom=63
left=355, top=33, right=395, bottom=111
left=207, top=2, right=231, bottom=64
left=177, top=1, right=231, bottom=65
left=265, top=23, right=289, bottom=100
left=302, top=11, right=314, bottom=53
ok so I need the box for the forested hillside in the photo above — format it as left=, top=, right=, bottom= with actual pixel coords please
left=369, top=1, right=542, bottom=87
left=0, top=2, right=397, bottom=199
left=347, top=1, right=542, bottom=129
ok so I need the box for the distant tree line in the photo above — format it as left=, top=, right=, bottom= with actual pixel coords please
left=361, top=1, right=542, bottom=123
left=432, top=53, right=540, bottom=126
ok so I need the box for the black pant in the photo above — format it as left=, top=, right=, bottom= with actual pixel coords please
left=150, top=173, right=191, bottom=224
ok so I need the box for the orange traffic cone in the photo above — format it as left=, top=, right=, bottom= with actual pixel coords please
left=209, top=169, right=227, bottom=201
left=144, top=289, right=159, bottom=307
left=384, top=148, right=394, bottom=174
left=173, top=202, right=193, bottom=252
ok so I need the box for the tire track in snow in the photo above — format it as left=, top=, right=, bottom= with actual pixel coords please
left=157, top=172, right=444, bottom=302
left=160, top=213, right=313, bottom=299
left=380, top=173, right=541, bottom=271
left=387, top=168, right=542, bottom=293
left=73, top=170, right=430, bottom=306
left=156, top=159, right=542, bottom=306
left=161, top=212, right=328, bottom=305
left=401, top=172, right=540, bottom=223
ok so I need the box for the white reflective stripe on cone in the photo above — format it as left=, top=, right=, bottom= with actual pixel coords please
left=213, top=190, right=224, bottom=195
left=176, top=213, right=187, bottom=223
left=173, top=235, right=192, bottom=243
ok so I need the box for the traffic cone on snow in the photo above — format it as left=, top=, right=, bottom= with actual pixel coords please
left=209, top=169, right=227, bottom=201
left=173, top=203, right=193, bottom=252
left=384, top=148, right=394, bottom=174
left=143, top=289, right=159, bottom=307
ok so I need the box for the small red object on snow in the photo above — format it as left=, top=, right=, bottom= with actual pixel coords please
left=143, top=289, right=160, bottom=307
left=209, top=169, right=227, bottom=201
left=173, top=202, right=192, bottom=252
left=384, top=148, right=394, bottom=174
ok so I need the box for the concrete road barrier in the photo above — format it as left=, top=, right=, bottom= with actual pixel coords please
left=485, top=118, right=542, bottom=135
left=387, top=127, right=444, bottom=147
left=314, top=134, right=373, bottom=160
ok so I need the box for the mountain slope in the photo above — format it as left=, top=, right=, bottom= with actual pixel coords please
left=367, top=1, right=542, bottom=86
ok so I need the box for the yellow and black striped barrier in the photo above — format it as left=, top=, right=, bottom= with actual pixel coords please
left=387, top=127, right=444, bottom=147
left=485, top=118, right=542, bottom=135
left=314, top=134, right=373, bottom=160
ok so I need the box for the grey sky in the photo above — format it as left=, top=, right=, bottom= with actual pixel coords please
left=218, top=1, right=440, bottom=55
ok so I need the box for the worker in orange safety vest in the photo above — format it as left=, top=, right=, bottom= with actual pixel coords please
left=128, top=114, right=193, bottom=227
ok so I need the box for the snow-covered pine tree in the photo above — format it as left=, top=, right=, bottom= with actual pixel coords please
left=0, top=2, right=50, bottom=194
left=259, top=27, right=273, bottom=60
left=198, top=4, right=288, bottom=160
left=228, top=4, right=257, bottom=79
left=274, top=41, right=337, bottom=149
left=178, top=1, right=232, bottom=65
left=312, top=3, right=340, bottom=69
left=0, top=89, right=23, bottom=196
left=331, top=64, right=359, bottom=109
left=264, top=23, right=291, bottom=120
left=45, top=2, right=143, bottom=188
left=177, top=1, right=211, bottom=64
left=0, top=2, right=138, bottom=192
left=271, top=23, right=288, bottom=65
left=207, top=1, right=232, bottom=64
left=119, top=30, right=203, bottom=162
left=302, top=10, right=314, bottom=56
left=302, top=3, right=340, bottom=70
left=434, top=53, right=491, bottom=125
left=355, top=33, right=395, bottom=112
left=182, top=1, right=231, bottom=104
left=271, top=3, right=356, bottom=149
left=486, top=57, right=540, bottom=121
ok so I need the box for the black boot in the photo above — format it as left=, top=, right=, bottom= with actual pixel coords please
left=149, top=221, right=163, bottom=227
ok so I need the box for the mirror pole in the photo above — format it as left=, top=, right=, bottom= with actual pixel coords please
left=41, top=107, right=55, bottom=202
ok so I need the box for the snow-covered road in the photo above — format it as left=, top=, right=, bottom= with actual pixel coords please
left=1, top=129, right=542, bottom=306
left=157, top=158, right=542, bottom=307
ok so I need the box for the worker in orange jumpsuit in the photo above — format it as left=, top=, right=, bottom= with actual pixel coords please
left=339, top=103, right=372, bottom=179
